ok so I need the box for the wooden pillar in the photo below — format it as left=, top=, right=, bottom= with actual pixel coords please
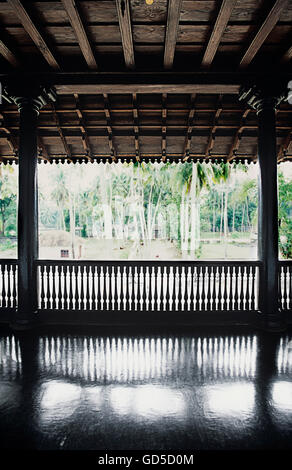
left=239, top=87, right=285, bottom=331
left=8, top=86, right=56, bottom=328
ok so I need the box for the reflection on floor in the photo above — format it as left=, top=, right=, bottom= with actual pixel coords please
left=0, top=328, right=291, bottom=450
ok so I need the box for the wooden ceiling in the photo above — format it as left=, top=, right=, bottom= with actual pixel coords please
left=0, top=0, right=291, bottom=163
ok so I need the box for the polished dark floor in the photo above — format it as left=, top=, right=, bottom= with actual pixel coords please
left=0, top=326, right=291, bottom=451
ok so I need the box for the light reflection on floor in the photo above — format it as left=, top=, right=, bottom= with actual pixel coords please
left=0, top=330, right=291, bottom=450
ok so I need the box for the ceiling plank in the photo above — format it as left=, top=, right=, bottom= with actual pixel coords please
left=115, top=0, right=135, bottom=69
left=278, top=129, right=292, bottom=162
left=164, top=0, right=182, bottom=69
left=0, top=39, right=20, bottom=68
left=201, top=0, right=237, bottom=69
left=7, top=0, right=60, bottom=70
left=239, top=0, right=288, bottom=69
left=61, top=0, right=97, bottom=70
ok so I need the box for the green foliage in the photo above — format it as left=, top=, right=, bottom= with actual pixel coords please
left=278, top=172, right=292, bottom=259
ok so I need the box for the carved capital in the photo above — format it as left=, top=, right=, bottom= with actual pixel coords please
left=3, top=84, right=57, bottom=114
left=239, top=85, right=285, bottom=114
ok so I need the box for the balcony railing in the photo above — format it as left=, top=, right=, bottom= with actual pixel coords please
left=1, top=259, right=292, bottom=320
left=36, top=260, right=261, bottom=313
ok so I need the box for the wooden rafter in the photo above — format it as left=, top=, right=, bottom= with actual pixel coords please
left=74, top=93, right=93, bottom=162
left=278, top=129, right=292, bottom=162
left=51, top=104, right=73, bottom=161
left=161, top=94, right=167, bottom=161
left=0, top=39, right=20, bottom=68
left=239, top=0, right=288, bottom=68
left=37, top=136, right=50, bottom=161
left=183, top=94, right=196, bottom=161
left=164, top=0, right=182, bottom=69
left=201, top=0, right=236, bottom=69
left=115, top=0, right=135, bottom=69
left=227, top=109, right=250, bottom=162
left=205, top=96, right=223, bottom=157
left=132, top=94, right=140, bottom=161
left=7, top=0, right=60, bottom=70
left=281, top=44, right=292, bottom=64
left=103, top=94, right=117, bottom=161
left=0, top=112, right=18, bottom=156
left=61, top=0, right=97, bottom=70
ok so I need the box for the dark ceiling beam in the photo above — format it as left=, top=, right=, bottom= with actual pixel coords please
left=0, top=39, right=20, bottom=68
left=201, top=0, right=237, bottom=69
left=55, top=84, right=240, bottom=95
left=61, top=0, right=97, bottom=70
left=205, top=96, right=223, bottom=157
left=239, top=0, right=288, bottom=69
left=164, top=0, right=182, bottom=70
left=132, top=93, right=140, bottom=161
left=115, top=0, right=135, bottom=69
left=7, top=0, right=60, bottom=70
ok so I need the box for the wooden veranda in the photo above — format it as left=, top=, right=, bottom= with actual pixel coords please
left=0, top=0, right=291, bottom=329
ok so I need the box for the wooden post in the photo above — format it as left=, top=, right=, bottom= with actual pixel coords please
left=8, top=86, right=56, bottom=328
left=239, top=87, right=285, bottom=331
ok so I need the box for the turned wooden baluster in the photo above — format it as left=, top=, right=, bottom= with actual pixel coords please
left=245, top=265, right=250, bottom=311
left=68, top=264, right=73, bottom=310
left=91, top=265, right=96, bottom=310
left=131, top=265, right=136, bottom=311
left=125, top=265, right=130, bottom=311
left=58, top=265, right=62, bottom=309
left=142, top=266, right=147, bottom=311
left=229, top=265, right=234, bottom=310
left=160, top=266, right=164, bottom=311
left=148, top=265, right=153, bottom=311
left=108, top=265, right=113, bottom=310
left=177, top=265, right=182, bottom=311
left=223, top=265, right=228, bottom=311
left=114, top=265, right=119, bottom=311
left=189, top=265, right=194, bottom=311
left=63, top=265, right=68, bottom=310
left=74, top=265, right=79, bottom=310
left=12, top=264, right=17, bottom=309
left=6, top=264, right=11, bottom=308
left=51, top=265, right=56, bottom=309
left=217, top=265, right=222, bottom=310
left=165, top=265, right=170, bottom=311
left=234, top=266, right=239, bottom=310
left=137, top=265, right=141, bottom=311
left=195, top=266, right=200, bottom=310
left=80, top=265, right=85, bottom=310
left=46, top=265, right=51, bottom=309
left=250, top=265, right=256, bottom=311
left=40, top=264, right=45, bottom=310
left=86, top=265, right=90, bottom=310
left=153, top=265, right=158, bottom=311
left=239, top=265, right=244, bottom=311
left=1, top=264, right=6, bottom=308
left=96, top=265, right=101, bottom=310
left=120, top=265, right=124, bottom=310
left=183, top=266, right=188, bottom=312
left=103, top=265, right=107, bottom=310
left=212, top=265, right=217, bottom=311
left=206, top=265, right=212, bottom=311
left=201, top=265, right=206, bottom=310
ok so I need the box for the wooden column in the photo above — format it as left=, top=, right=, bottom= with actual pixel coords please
left=8, top=87, right=56, bottom=328
left=239, top=87, right=285, bottom=330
